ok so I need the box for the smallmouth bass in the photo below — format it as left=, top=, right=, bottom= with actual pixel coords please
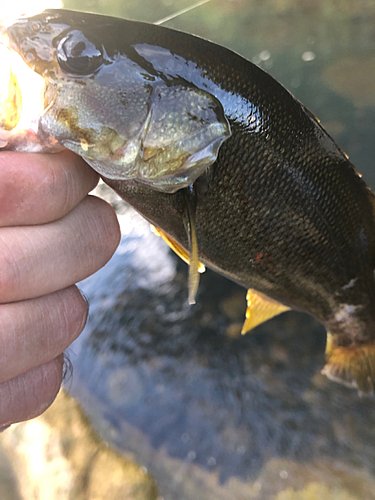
left=1, top=10, right=375, bottom=393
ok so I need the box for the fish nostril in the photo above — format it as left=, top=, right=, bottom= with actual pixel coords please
left=31, top=22, right=41, bottom=33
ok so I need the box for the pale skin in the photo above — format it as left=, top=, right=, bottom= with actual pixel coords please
left=0, top=150, right=121, bottom=429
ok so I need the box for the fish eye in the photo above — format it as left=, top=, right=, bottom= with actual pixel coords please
left=56, top=30, right=105, bottom=75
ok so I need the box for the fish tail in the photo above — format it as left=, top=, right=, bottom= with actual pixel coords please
left=322, top=332, right=375, bottom=394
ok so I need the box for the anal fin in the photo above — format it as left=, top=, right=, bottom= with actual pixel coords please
left=241, top=289, right=290, bottom=334
left=322, top=332, right=375, bottom=394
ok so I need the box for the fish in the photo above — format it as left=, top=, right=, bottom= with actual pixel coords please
left=1, top=9, right=375, bottom=393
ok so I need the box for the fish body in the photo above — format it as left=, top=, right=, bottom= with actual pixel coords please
left=2, top=10, right=375, bottom=392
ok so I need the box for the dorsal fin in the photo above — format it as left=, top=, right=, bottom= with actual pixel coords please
left=241, top=289, right=290, bottom=334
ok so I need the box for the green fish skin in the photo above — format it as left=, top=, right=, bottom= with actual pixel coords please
left=6, top=10, right=375, bottom=392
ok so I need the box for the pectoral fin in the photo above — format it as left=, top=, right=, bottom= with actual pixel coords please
left=241, top=289, right=290, bottom=334
left=152, top=227, right=205, bottom=273
left=322, top=333, right=375, bottom=394
left=151, top=226, right=205, bottom=305
left=152, top=185, right=205, bottom=305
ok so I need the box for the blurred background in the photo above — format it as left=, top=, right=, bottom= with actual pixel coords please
left=1, top=1, right=375, bottom=499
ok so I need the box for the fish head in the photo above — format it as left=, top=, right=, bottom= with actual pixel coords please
left=2, top=10, right=231, bottom=192
left=6, top=10, right=107, bottom=78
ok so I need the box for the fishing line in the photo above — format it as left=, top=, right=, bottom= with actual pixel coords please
left=154, top=0, right=211, bottom=26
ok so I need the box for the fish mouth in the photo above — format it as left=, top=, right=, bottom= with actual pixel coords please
left=0, top=22, right=48, bottom=150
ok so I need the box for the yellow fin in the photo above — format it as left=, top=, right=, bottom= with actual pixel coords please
left=322, top=332, right=375, bottom=394
left=151, top=227, right=205, bottom=273
left=151, top=226, right=205, bottom=305
left=241, top=289, right=290, bottom=334
left=186, top=206, right=200, bottom=305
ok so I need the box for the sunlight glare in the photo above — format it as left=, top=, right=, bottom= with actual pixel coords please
left=0, top=15, right=47, bottom=147
left=0, top=0, right=62, bottom=26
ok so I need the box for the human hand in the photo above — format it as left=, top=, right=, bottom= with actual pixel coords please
left=0, top=150, right=120, bottom=429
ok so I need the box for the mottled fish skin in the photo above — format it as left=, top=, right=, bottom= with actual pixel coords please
left=6, top=10, right=375, bottom=390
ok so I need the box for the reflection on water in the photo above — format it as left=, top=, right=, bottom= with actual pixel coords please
left=56, top=1, right=375, bottom=499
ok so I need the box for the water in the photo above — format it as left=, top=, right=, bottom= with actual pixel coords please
left=58, top=1, right=375, bottom=499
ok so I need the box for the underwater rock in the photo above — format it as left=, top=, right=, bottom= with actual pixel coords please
left=0, top=390, right=157, bottom=500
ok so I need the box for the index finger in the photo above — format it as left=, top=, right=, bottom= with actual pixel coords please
left=0, top=150, right=99, bottom=226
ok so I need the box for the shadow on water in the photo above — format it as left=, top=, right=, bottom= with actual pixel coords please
left=60, top=0, right=375, bottom=498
